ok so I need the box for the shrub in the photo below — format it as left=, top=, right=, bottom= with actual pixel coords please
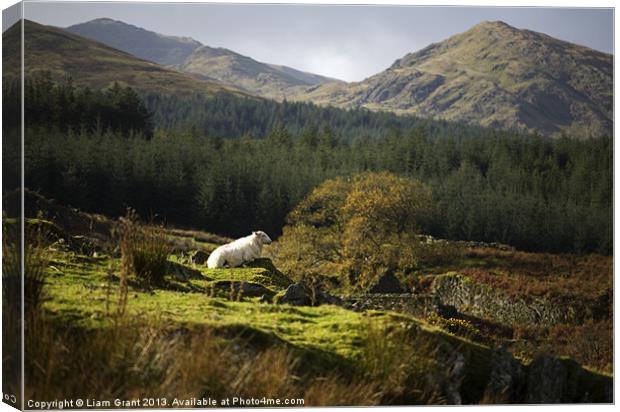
left=426, top=312, right=483, bottom=342
left=411, top=239, right=464, bottom=269
left=3, top=221, right=22, bottom=321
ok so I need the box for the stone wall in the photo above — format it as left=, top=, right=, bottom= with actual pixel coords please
left=431, top=273, right=611, bottom=326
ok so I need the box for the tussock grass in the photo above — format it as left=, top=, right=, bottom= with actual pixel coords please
left=360, top=315, right=445, bottom=404
left=3, top=217, right=50, bottom=319
left=3, top=216, right=52, bottom=404
left=113, top=209, right=171, bottom=287
left=24, top=314, right=387, bottom=406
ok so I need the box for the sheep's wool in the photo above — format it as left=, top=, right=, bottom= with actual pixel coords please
left=207, top=231, right=271, bottom=268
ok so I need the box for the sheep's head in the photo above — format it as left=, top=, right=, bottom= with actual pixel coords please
left=253, top=230, right=272, bottom=245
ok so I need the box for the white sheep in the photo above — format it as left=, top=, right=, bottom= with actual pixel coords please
left=207, top=231, right=272, bottom=268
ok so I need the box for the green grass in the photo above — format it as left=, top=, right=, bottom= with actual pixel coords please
left=39, top=238, right=613, bottom=404
left=42, top=247, right=490, bottom=376
left=45, top=251, right=354, bottom=354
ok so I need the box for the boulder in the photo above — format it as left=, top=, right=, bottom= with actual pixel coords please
left=319, top=290, right=343, bottom=306
left=244, top=258, right=293, bottom=288
left=277, top=282, right=313, bottom=306
left=277, top=282, right=342, bottom=306
left=483, top=346, right=525, bottom=404
left=367, top=271, right=405, bottom=294
left=424, top=343, right=467, bottom=405
left=212, top=280, right=275, bottom=299
left=525, top=355, right=568, bottom=403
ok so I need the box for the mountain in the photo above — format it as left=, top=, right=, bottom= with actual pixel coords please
left=294, top=21, right=613, bottom=137
left=179, top=45, right=341, bottom=100
left=67, top=18, right=202, bottom=67
left=65, top=18, right=341, bottom=100
left=3, top=20, right=243, bottom=97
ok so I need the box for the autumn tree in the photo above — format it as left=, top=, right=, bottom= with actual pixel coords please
left=340, top=172, right=432, bottom=288
left=272, top=172, right=433, bottom=290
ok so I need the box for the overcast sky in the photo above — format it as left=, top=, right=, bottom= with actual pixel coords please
left=13, top=2, right=615, bottom=81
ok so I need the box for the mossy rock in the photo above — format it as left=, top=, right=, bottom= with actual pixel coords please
left=4, top=217, right=65, bottom=242
left=244, top=258, right=293, bottom=288
left=203, top=258, right=292, bottom=290
left=210, top=280, right=275, bottom=299
left=168, top=260, right=203, bottom=280
left=4, top=189, right=114, bottom=240
left=276, top=281, right=343, bottom=306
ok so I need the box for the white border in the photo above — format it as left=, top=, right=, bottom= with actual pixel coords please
left=0, top=1, right=616, bottom=412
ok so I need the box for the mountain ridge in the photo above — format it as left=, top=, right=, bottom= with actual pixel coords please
left=67, top=17, right=202, bottom=67
left=66, top=18, right=342, bottom=100
left=179, top=44, right=342, bottom=100
left=3, top=19, right=247, bottom=98
left=9, top=18, right=613, bottom=137
left=293, top=20, right=613, bottom=137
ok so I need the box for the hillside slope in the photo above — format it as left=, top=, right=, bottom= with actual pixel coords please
left=3, top=20, right=243, bottom=97
left=179, top=45, right=341, bottom=100
left=8, top=191, right=613, bottom=404
left=67, top=18, right=202, bottom=67
left=295, top=21, right=613, bottom=137
left=65, top=18, right=341, bottom=100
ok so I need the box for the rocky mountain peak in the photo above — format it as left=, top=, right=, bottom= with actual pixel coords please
left=296, top=21, right=612, bottom=137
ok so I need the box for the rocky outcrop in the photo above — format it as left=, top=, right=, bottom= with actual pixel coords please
left=483, top=346, right=525, bottom=403
left=244, top=258, right=293, bottom=288
left=419, top=234, right=514, bottom=251
left=402, top=327, right=613, bottom=405
left=446, top=345, right=611, bottom=404
left=431, top=344, right=468, bottom=404
left=277, top=282, right=342, bottom=306
left=431, top=273, right=610, bottom=326
left=523, top=356, right=613, bottom=404
left=344, top=271, right=610, bottom=331
left=525, top=356, right=570, bottom=403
